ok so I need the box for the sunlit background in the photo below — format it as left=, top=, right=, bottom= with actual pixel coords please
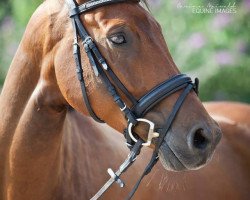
left=0, top=0, right=249, bottom=103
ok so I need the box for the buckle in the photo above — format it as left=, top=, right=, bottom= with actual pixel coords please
left=120, top=103, right=127, bottom=112
left=127, top=118, right=159, bottom=147
left=107, top=168, right=124, bottom=188
left=83, top=36, right=93, bottom=45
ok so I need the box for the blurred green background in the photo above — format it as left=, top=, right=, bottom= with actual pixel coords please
left=0, top=0, right=249, bottom=103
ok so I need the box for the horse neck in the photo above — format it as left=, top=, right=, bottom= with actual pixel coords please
left=206, top=102, right=250, bottom=172
left=0, top=0, right=66, bottom=145
left=60, top=113, right=128, bottom=199
left=0, top=2, right=70, bottom=199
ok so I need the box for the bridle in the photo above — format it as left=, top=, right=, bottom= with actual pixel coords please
left=65, top=0, right=199, bottom=199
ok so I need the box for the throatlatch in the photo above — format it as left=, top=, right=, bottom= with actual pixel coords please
left=65, top=0, right=199, bottom=199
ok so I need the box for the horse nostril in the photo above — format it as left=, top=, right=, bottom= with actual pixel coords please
left=193, top=128, right=209, bottom=150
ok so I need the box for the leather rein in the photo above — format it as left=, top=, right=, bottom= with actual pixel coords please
left=65, top=0, right=199, bottom=199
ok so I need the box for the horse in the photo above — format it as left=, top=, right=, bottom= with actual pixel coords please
left=0, top=0, right=223, bottom=199
left=54, top=101, right=250, bottom=200
left=9, top=101, right=245, bottom=200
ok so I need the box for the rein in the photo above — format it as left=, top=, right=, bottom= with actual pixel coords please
left=65, top=0, right=199, bottom=199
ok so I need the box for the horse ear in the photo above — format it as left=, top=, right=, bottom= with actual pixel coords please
left=140, top=0, right=151, bottom=12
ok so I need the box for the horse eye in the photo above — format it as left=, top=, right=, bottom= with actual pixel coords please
left=109, top=34, right=126, bottom=45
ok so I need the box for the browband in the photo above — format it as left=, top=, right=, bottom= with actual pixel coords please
left=69, top=0, right=139, bottom=17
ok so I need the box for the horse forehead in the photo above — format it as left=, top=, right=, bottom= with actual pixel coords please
left=84, top=3, right=153, bottom=30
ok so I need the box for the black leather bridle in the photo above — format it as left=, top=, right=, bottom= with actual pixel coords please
left=65, top=0, right=199, bottom=199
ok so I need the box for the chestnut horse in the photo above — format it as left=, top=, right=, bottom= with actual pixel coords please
left=60, top=102, right=249, bottom=200
left=0, top=0, right=224, bottom=199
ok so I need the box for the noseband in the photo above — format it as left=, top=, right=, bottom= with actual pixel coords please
left=65, top=0, right=199, bottom=199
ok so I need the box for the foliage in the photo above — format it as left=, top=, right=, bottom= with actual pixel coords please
left=11, top=0, right=42, bottom=26
left=0, top=1, right=11, bottom=23
left=0, top=0, right=42, bottom=86
left=150, top=0, right=250, bottom=103
left=200, top=64, right=250, bottom=102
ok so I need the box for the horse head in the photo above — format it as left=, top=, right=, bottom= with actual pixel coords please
left=54, top=0, right=221, bottom=171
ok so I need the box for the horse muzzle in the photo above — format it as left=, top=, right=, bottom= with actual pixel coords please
left=158, top=122, right=222, bottom=171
